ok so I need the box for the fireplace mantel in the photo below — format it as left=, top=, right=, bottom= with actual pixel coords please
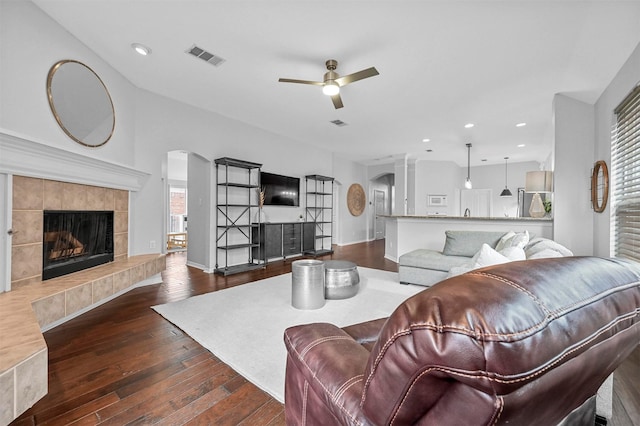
left=0, top=129, right=149, bottom=191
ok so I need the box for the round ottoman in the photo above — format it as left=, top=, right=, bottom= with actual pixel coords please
left=324, top=260, right=360, bottom=299
left=291, top=259, right=325, bottom=310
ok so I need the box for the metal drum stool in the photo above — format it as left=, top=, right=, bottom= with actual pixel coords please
left=324, top=260, right=360, bottom=299
left=291, top=259, right=325, bottom=310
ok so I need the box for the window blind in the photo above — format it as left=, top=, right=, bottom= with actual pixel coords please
left=611, top=84, right=640, bottom=262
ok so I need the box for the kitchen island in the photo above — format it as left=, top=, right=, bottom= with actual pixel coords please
left=382, top=215, right=553, bottom=262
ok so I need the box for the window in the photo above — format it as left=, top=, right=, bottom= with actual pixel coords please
left=169, top=185, right=187, bottom=233
left=611, top=84, right=640, bottom=262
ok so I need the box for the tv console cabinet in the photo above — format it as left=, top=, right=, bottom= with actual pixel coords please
left=252, top=222, right=315, bottom=262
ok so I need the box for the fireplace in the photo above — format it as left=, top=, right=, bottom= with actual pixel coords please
left=42, top=210, right=114, bottom=280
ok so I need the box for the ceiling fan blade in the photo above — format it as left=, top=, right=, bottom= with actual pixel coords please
left=331, top=94, right=344, bottom=109
left=278, top=78, right=324, bottom=86
left=335, top=67, right=379, bottom=86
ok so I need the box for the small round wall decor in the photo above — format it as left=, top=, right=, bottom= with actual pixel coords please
left=347, top=183, right=366, bottom=216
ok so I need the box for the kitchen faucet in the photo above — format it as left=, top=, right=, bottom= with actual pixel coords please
left=464, top=208, right=471, bottom=217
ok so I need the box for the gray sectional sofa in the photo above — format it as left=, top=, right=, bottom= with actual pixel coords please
left=399, top=230, right=573, bottom=286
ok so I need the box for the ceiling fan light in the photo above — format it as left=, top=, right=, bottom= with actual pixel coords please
left=322, top=81, right=340, bottom=96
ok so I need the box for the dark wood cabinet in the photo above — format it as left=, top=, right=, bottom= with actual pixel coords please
left=302, top=222, right=315, bottom=253
left=253, top=223, right=284, bottom=261
left=252, top=222, right=314, bottom=262
left=282, top=223, right=301, bottom=256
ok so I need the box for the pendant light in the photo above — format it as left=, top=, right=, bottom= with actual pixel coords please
left=500, top=157, right=513, bottom=197
left=464, top=143, right=473, bottom=189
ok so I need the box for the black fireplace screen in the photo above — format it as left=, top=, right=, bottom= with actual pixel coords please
left=42, top=210, right=114, bottom=280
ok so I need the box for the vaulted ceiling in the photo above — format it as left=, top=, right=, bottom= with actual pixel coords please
left=32, top=0, right=640, bottom=167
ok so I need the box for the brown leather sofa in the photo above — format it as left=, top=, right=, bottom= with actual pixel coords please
left=284, top=257, right=640, bottom=425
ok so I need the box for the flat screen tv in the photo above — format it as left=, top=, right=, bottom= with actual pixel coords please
left=261, top=172, right=300, bottom=206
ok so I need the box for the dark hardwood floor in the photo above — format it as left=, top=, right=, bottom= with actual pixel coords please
left=11, top=240, right=639, bottom=425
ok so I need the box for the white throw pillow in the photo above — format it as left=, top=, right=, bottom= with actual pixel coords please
left=448, top=244, right=523, bottom=278
left=499, top=246, right=526, bottom=261
left=495, top=231, right=530, bottom=251
left=495, top=231, right=516, bottom=251
left=510, top=231, right=530, bottom=249
left=528, top=248, right=564, bottom=259
left=525, top=238, right=574, bottom=258
left=472, top=244, right=510, bottom=268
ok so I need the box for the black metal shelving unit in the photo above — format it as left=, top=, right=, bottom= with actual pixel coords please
left=304, top=174, right=334, bottom=256
left=214, top=157, right=264, bottom=275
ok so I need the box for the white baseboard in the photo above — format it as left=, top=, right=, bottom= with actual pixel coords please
left=336, top=238, right=373, bottom=247
left=186, top=260, right=208, bottom=271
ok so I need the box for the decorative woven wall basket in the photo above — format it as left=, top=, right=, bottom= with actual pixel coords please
left=347, top=183, right=366, bottom=216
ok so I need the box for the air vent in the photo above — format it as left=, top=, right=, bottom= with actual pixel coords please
left=186, top=45, right=226, bottom=67
left=330, top=119, right=348, bottom=127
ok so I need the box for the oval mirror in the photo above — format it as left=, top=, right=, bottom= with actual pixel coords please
left=591, top=160, right=609, bottom=213
left=47, top=60, right=115, bottom=147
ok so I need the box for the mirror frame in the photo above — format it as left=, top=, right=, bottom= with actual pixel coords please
left=46, top=60, right=115, bottom=147
left=591, top=160, right=609, bottom=213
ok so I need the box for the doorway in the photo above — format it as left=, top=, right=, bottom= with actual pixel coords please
left=374, top=190, right=386, bottom=239
left=167, top=151, right=188, bottom=252
left=369, top=173, right=394, bottom=241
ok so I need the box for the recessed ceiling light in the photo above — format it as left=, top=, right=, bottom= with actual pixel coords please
left=516, top=122, right=527, bottom=127
left=422, top=138, right=430, bottom=142
left=131, top=43, right=151, bottom=56
left=464, top=123, right=475, bottom=128
left=518, top=144, right=526, bottom=148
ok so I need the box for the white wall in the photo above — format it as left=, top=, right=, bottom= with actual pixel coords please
left=394, top=157, right=408, bottom=215
left=185, top=153, right=211, bottom=270
left=407, top=160, right=416, bottom=214
left=468, top=161, right=542, bottom=218
left=551, top=41, right=640, bottom=258
left=0, top=0, right=137, bottom=166
left=333, top=156, right=368, bottom=245
left=553, top=94, right=595, bottom=256
left=594, top=42, right=640, bottom=257
left=394, top=159, right=541, bottom=218
left=0, top=1, right=335, bottom=261
left=413, top=160, right=462, bottom=216
left=132, top=89, right=333, bottom=255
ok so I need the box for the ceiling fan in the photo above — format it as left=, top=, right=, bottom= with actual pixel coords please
left=278, top=59, right=379, bottom=109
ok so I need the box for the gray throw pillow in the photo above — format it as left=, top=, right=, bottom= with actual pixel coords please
left=442, top=230, right=507, bottom=257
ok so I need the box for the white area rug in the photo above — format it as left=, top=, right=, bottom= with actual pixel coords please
left=152, top=267, right=423, bottom=402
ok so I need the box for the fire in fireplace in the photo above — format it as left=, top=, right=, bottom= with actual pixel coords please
left=42, top=210, right=114, bottom=280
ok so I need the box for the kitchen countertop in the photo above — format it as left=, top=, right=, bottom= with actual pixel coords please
left=381, top=215, right=552, bottom=221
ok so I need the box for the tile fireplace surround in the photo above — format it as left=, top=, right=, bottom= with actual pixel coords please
left=11, top=176, right=130, bottom=289
left=0, top=131, right=162, bottom=425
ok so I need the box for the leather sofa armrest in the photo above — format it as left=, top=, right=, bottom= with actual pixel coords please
left=284, top=322, right=372, bottom=425
left=342, top=317, right=387, bottom=351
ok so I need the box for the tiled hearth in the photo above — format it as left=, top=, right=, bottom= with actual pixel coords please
left=0, top=253, right=165, bottom=425
left=1, top=173, right=165, bottom=425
